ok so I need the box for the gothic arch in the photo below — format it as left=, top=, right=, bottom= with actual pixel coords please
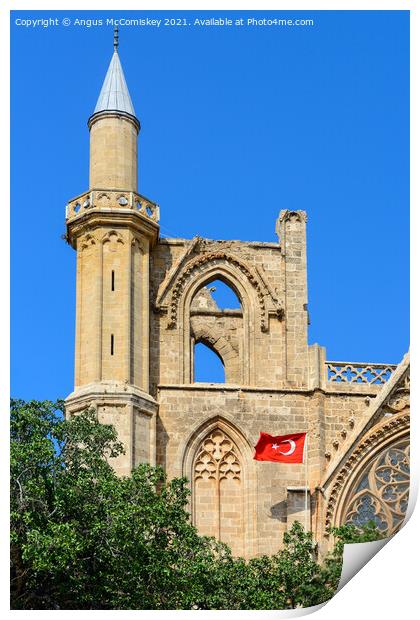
left=339, top=437, right=409, bottom=535
left=190, top=321, right=240, bottom=384
left=79, top=232, right=97, bottom=251
left=325, top=411, right=410, bottom=535
left=182, top=416, right=257, bottom=558
left=179, top=261, right=255, bottom=384
left=168, top=252, right=270, bottom=332
left=279, top=209, right=307, bottom=225
left=192, top=325, right=230, bottom=362
left=131, top=236, right=147, bottom=254
left=101, top=229, right=125, bottom=246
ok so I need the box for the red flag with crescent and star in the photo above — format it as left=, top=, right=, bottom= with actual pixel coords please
left=253, top=432, right=307, bottom=463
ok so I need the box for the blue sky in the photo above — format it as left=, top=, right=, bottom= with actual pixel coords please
left=11, top=10, right=409, bottom=399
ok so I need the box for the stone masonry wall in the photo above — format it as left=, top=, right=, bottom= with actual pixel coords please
left=149, top=235, right=294, bottom=393
left=155, top=385, right=375, bottom=558
left=145, top=215, right=387, bottom=557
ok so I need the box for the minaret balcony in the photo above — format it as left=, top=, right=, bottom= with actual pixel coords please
left=66, top=189, right=160, bottom=223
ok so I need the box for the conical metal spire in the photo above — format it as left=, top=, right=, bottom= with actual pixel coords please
left=93, top=28, right=136, bottom=118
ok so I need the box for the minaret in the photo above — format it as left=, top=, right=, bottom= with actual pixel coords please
left=65, top=29, right=159, bottom=475
left=89, top=27, right=139, bottom=192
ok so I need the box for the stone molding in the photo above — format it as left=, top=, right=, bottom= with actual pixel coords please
left=66, top=381, right=159, bottom=416
left=324, top=411, right=410, bottom=532
left=322, top=354, right=410, bottom=476
left=88, top=110, right=140, bottom=133
left=275, top=209, right=308, bottom=241
left=156, top=249, right=283, bottom=331
left=66, top=203, right=159, bottom=249
left=66, top=188, right=158, bottom=222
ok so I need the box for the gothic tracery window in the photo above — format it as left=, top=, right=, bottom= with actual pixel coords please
left=344, top=439, right=409, bottom=535
left=193, top=428, right=244, bottom=556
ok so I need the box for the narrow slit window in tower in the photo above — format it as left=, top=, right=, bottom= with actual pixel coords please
left=111, top=334, right=114, bottom=355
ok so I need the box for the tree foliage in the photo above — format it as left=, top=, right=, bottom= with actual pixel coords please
left=10, top=399, right=383, bottom=610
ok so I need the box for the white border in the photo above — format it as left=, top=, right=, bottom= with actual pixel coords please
left=3, top=1, right=417, bottom=618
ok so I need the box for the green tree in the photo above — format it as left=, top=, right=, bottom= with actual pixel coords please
left=10, top=398, right=383, bottom=610
left=200, top=522, right=333, bottom=610
left=10, top=399, right=226, bottom=609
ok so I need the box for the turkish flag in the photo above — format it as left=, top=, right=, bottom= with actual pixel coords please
left=253, top=432, right=307, bottom=464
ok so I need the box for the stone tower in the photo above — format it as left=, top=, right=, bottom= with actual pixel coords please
left=65, top=30, right=159, bottom=475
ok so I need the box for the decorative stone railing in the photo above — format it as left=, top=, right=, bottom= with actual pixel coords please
left=66, top=189, right=159, bottom=223
left=326, top=361, right=397, bottom=385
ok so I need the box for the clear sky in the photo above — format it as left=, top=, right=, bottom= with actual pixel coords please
left=11, top=10, right=409, bottom=400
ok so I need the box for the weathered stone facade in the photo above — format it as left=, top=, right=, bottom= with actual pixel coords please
left=65, top=42, right=410, bottom=560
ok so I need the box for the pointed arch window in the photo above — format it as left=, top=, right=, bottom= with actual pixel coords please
left=190, top=278, right=243, bottom=384
left=343, top=438, right=409, bottom=535
left=193, top=428, right=244, bottom=557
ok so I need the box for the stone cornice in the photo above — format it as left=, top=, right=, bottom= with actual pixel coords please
left=157, top=238, right=281, bottom=250
left=155, top=247, right=284, bottom=331
left=157, top=383, right=382, bottom=397
left=88, top=109, right=140, bottom=133
left=66, top=208, right=159, bottom=248
left=66, top=382, right=159, bottom=415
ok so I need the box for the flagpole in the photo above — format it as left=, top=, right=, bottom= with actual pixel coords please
left=304, top=434, right=309, bottom=533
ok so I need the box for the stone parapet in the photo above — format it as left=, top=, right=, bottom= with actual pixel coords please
left=66, top=188, right=159, bottom=223
left=325, top=360, right=397, bottom=386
